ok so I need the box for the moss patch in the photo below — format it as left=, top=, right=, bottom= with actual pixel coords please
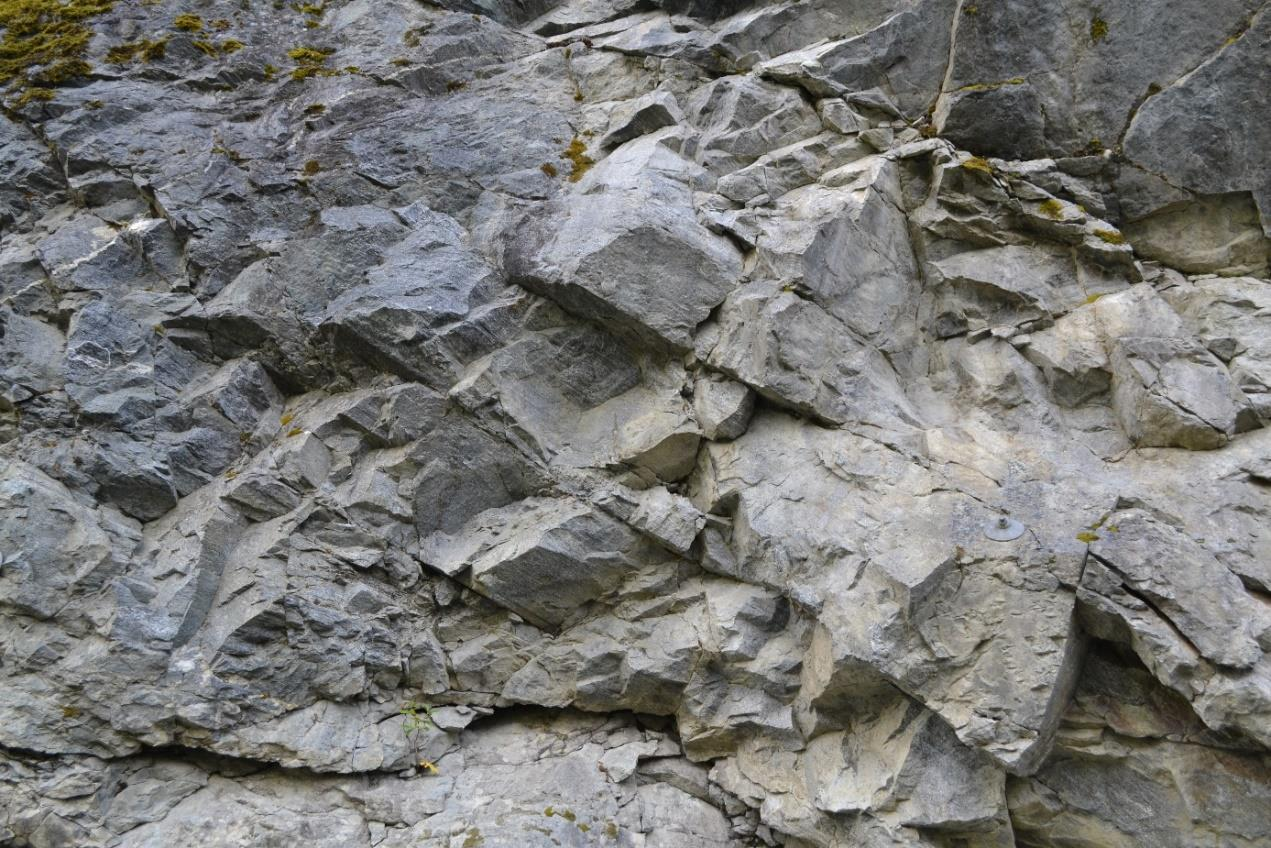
left=1092, top=228, right=1125, bottom=245
left=560, top=136, right=594, bottom=182
left=105, top=37, right=166, bottom=64
left=1076, top=531, right=1100, bottom=544
left=961, top=156, right=993, bottom=174
left=1037, top=198, right=1065, bottom=219
left=1090, top=14, right=1109, bottom=43
left=172, top=13, right=202, bottom=32
left=957, top=76, right=1026, bottom=93
left=0, top=0, right=116, bottom=106
left=288, top=44, right=333, bottom=79
left=287, top=46, right=329, bottom=63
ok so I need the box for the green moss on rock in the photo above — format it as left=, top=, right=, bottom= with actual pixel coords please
left=172, top=13, right=202, bottom=32
left=1037, top=198, right=1065, bottom=219
left=1090, top=14, right=1109, bottom=43
left=0, top=0, right=116, bottom=106
left=560, top=136, right=594, bottom=182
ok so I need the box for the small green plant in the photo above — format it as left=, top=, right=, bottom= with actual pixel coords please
left=400, top=699, right=439, bottom=773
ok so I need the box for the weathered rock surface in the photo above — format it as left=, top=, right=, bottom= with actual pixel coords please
left=1, top=0, right=1268, bottom=845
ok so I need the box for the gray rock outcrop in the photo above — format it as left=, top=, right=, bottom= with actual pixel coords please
left=1, top=1, right=1269, bottom=846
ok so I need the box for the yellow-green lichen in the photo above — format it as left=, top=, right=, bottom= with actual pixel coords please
left=560, top=136, right=594, bottom=182
left=1092, top=228, right=1125, bottom=245
left=1076, top=531, right=1099, bottom=543
left=1084, top=293, right=1104, bottom=304
left=0, top=0, right=116, bottom=106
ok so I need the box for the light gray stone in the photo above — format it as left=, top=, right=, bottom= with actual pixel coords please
left=3, top=0, right=1270, bottom=843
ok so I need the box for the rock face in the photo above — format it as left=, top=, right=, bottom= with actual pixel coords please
left=1, top=1, right=1269, bottom=846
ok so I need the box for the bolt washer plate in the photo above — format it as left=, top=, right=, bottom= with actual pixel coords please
left=984, top=517, right=1025, bottom=542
